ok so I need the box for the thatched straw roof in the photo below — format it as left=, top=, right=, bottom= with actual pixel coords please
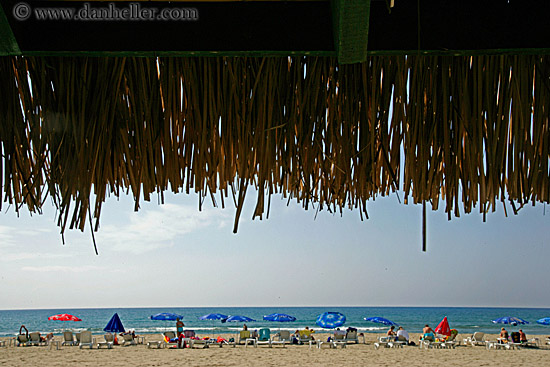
left=1, top=55, right=549, bottom=247
left=0, top=1, right=549, bottom=252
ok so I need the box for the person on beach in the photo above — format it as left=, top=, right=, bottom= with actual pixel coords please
left=519, top=329, right=528, bottom=343
left=396, top=326, right=409, bottom=342
left=243, top=324, right=248, bottom=331
left=176, top=318, right=185, bottom=335
left=421, top=325, right=435, bottom=341
left=499, top=327, right=509, bottom=343
left=386, top=325, right=397, bottom=340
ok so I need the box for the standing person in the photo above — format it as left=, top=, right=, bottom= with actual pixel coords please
left=176, top=318, right=185, bottom=335
left=243, top=324, right=248, bottom=331
left=176, top=318, right=185, bottom=349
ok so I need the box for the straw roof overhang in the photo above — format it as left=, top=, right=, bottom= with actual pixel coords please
left=0, top=0, right=549, bottom=252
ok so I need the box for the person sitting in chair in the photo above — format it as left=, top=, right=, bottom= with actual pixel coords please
left=499, top=328, right=509, bottom=343
left=519, top=329, right=528, bottom=343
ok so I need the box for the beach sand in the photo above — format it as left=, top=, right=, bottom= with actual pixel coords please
left=2, top=333, right=549, bottom=366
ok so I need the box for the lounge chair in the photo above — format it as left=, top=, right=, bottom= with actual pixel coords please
left=62, top=331, right=75, bottom=346
left=16, top=334, right=30, bottom=347
left=374, top=336, right=392, bottom=349
left=122, top=333, right=137, bottom=346
left=28, top=332, right=44, bottom=346
left=97, top=333, right=114, bottom=349
left=271, top=330, right=289, bottom=348
left=238, top=330, right=251, bottom=345
left=79, top=331, right=95, bottom=349
left=163, top=331, right=180, bottom=348
left=463, top=331, right=485, bottom=346
left=344, top=330, right=364, bottom=344
left=255, top=328, right=272, bottom=348
left=298, top=329, right=316, bottom=346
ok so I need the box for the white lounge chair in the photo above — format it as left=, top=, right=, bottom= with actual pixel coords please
left=271, top=330, right=289, bottom=348
left=344, top=330, right=364, bottom=344
left=97, top=333, right=114, bottom=349
left=163, top=331, right=180, bottom=348
left=374, top=336, right=392, bottom=349
left=122, top=333, right=137, bottom=346
left=16, top=334, right=30, bottom=347
left=62, top=331, right=76, bottom=346
left=28, top=332, right=44, bottom=346
left=464, top=332, right=485, bottom=346
left=79, top=331, right=95, bottom=349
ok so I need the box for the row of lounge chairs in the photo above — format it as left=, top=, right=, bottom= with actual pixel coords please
left=375, top=331, right=542, bottom=350
left=154, top=328, right=363, bottom=349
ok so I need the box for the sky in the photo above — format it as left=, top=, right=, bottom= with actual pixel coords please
left=1, top=187, right=549, bottom=310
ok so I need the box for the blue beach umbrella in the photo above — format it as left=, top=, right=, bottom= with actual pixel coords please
left=364, top=316, right=399, bottom=327
left=224, top=315, right=256, bottom=323
left=199, top=313, right=229, bottom=337
left=492, top=316, right=529, bottom=325
left=151, top=312, right=183, bottom=332
left=536, top=318, right=550, bottom=325
left=316, top=312, right=346, bottom=329
left=104, top=313, right=125, bottom=333
left=150, top=312, right=184, bottom=321
left=263, top=313, right=297, bottom=323
left=199, top=313, right=228, bottom=321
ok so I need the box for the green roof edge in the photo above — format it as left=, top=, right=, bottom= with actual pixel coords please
left=0, top=3, right=21, bottom=55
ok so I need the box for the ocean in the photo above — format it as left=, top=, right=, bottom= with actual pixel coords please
left=1, top=306, right=549, bottom=337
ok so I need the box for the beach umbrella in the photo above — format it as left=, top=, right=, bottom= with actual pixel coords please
left=104, top=313, right=125, bottom=333
left=492, top=316, right=529, bottom=326
left=151, top=312, right=183, bottom=332
left=263, top=313, right=296, bottom=323
left=364, top=316, right=399, bottom=327
left=536, top=318, right=550, bottom=325
left=435, top=316, right=451, bottom=336
left=199, top=313, right=228, bottom=337
left=48, top=313, right=82, bottom=331
left=224, top=315, right=256, bottom=323
left=263, top=313, right=296, bottom=334
left=316, top=312, right=346, bottom=329
left=199, top=313, right=228, bottom=321
left=150, top=312, right=184, bottom=321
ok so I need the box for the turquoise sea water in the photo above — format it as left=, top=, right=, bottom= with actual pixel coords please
left=1, top=307, right=550, bottom=337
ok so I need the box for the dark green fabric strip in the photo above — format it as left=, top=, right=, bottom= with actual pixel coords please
left=0, top=3, right=21, bottom=55
left=332, top=0, right=370, bottom=64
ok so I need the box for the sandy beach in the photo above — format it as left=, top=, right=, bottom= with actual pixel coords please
left=2, top=332, right=549, bottom=367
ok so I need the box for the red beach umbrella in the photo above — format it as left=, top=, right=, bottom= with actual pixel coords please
left=48, top=313, right=82, bottom=331
left=48, top=313, right=82, bottom=321
left=435, top=316, right=451, bottom=336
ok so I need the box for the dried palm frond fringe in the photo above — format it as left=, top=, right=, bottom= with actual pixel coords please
left=0, top=55, right=549, bottom=242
